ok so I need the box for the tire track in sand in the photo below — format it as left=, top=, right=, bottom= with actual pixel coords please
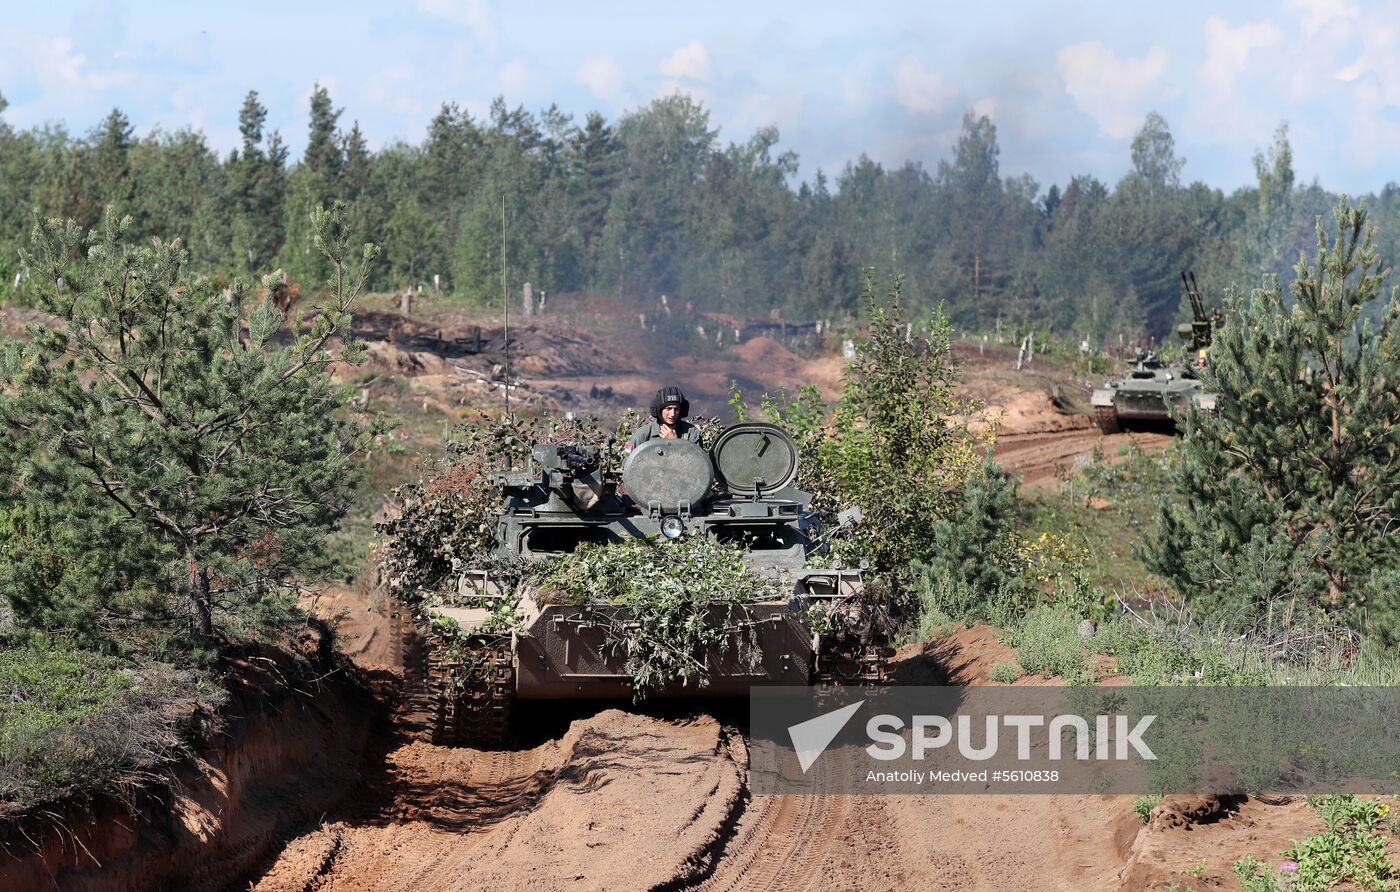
left=692, top=746, right=849, bottom=892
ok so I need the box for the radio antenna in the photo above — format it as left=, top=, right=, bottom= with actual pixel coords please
left=501, top=193, right=510, bottom=418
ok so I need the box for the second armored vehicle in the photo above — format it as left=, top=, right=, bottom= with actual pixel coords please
left=1091, top=274, right=1220, bottom=433
left=417, top=422, right=888, bottom=745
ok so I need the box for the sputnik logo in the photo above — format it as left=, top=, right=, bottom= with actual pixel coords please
left=787, top=701, right=863, bottom=772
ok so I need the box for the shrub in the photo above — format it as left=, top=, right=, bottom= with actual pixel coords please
left=1003, top=606, right=1091, bottom=684
left=1233, top=796, right=1398, bottom=891
left=1133, top=794, right=1161, bottom=824
left=749, top=275, right=984, bottom=619
left=989, top=661, right=1021, bottom=684
left=0, top=639, right=223, bottom=812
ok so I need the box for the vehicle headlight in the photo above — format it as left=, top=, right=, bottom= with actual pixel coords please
left=661, top=516, right=684, bottom=539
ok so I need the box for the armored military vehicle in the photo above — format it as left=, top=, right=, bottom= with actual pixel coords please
left=417, top=422, right=888, bottom=746
left=1091, top=274, right=1220, bottom=434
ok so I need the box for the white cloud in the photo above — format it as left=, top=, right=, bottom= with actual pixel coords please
left=1344, top=77, right=1400, bottom=167
left=576, top=54, right=626, bottom=101
left=1287, top=0, right=1359, bottom=36
left=416, top=0, right=494, bottom=42
left=1056, top=41, right=1172, bottom=138
left=498, top=59, right=529, bottom=96
left=1199, top=17, right=1282, bottom=97
left=659, top=40, right=711, bottom=82
left=0, top=32, right=133, bottom=94
left=365, top=64, right=422, bottom=116
left=1332, top=19, right=1400, bottom=105
left=894, top=57, right=954, bottom=113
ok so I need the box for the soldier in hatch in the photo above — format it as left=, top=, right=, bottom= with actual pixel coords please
left=625, top=385, right=702, bottom=453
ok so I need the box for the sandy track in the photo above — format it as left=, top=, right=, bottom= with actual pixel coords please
left=994, top=428, right=1172, bottom=491
left=236, top=588, right=1336, bottom=892
left=693, top=743, right=851, bottom=892
left=248, top=712, right=745, bottom=892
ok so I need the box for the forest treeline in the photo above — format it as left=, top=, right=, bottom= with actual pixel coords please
left=2, top=86, right=1398, bottom=339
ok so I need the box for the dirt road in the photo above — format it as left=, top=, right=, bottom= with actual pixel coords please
left=244, top=650, right=1137, bottom=892
left=238, top=609, right=1326, bottom=892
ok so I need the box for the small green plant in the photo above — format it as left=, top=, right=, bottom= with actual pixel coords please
left=1232, top=796, right=1396, bottom=892
left=1003, top=606, right=1091, bottom=684
left=1134, top=794, right=1161, bottom=824
left=1309, top=794, right=1392, bottom=834
left=989, top=660, right=1022, bottom=684
left=0, top=639, right=222, bottom=811
left=1232, top=855, right=1281, bottom=892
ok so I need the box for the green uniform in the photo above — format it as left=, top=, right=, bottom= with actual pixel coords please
left=626, top=419, right=702, bottom=451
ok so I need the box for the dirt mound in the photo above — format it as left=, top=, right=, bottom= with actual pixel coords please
left=970, top=388, right=1091, bottom=437
left=250, top=711, right=743, bottom=891
left=1119, top=796, right=1322, bottom=890
left=366, top=341, right=456, bottom=376
left=509, top=326, right=629, bottom=378
left=994, top=428, right=1172, bottom=492
left=731, top=335, right=801, bottom=369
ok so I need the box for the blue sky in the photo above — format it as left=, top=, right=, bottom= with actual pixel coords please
left=3, top=1, right=1399, bottom=195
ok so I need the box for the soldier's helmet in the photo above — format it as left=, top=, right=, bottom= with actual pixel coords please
left=650, top=386, right=690, bottom=420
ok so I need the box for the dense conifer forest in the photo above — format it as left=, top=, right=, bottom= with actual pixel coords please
left=4, top=87, right=1398, bottom=339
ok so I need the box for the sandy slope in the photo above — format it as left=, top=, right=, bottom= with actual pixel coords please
left=233, top=607, right=1331, bottom=892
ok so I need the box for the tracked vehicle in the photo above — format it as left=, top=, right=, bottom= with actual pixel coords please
left=1091, top=274, right=1220, bottom=433
left=418, top=422, right=888, bottom=746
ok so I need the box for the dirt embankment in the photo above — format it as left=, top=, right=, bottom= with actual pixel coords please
left=4, top=587, right=1335, bottom=892
left=239, top=612, right=1317, bottom=892
left=0, top=642, right=380, bottom=892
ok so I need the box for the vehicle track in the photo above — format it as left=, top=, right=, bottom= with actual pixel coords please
left=993, top=428, right=1171, bottom=490
left=694, top=750, right=849, bottom=892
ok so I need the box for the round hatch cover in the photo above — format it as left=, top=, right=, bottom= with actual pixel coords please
left=710, top=423, right=799, bottom=496
left=622, top=437, right=714, bottom=511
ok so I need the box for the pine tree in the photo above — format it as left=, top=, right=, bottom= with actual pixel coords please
left=1150, top=202, right=1400, bottom=638
left=304, top=84, right=343, bottom=180
left=570, top=111, right=617, bottom=276
left=0, top=203, right=379, bottom=643
left=230, top=91, right=286, bottom=275
left=280, top=86, right=344, bottom=287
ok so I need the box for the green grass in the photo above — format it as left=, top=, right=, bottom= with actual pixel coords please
left=989, top=660, right=1022, bottom=683
left=1092, top=605, right=1400, bottom=686
left=1002, top=606, right=1092, bottom=684
left=0, top=640, right=222, bottom=813
left=1022, top=444, right=1176, bottom=594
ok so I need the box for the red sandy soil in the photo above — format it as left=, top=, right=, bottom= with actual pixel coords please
left=2, top=561, right=1343, bottom=892
left=227, top=605, right=1332, bottom=892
